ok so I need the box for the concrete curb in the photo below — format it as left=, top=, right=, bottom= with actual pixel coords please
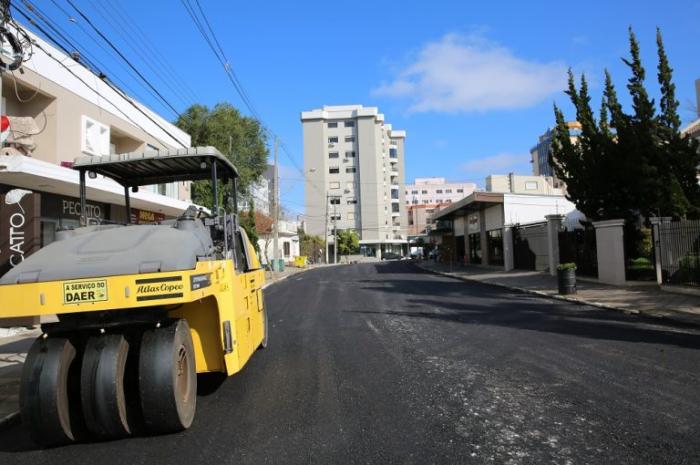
left=415, top=264, right=700, bottom=327
left=0, top=411, right=20, bottom=431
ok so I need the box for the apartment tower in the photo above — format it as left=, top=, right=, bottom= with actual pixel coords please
left=301, top=105, right=407, bottom=259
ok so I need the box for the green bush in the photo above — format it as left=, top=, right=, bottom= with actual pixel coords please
left=557, top=262, right=577, bottom=271
left=628, top=257, right=653, bottom=269
left=679, top=255, right=700, bottom=270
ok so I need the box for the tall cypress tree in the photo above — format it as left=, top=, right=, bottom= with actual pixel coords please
left=656, top=29, right=700, bottom=218
left=552, top=27, right=700, bottom=222
left=656, top=28, right=680, bottom=132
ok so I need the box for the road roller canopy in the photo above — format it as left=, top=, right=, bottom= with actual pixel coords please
left=72, top=146, right=239, bottom=187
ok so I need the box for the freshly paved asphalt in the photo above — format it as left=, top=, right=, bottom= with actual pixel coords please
left=1, top=261, right=699, bottom=464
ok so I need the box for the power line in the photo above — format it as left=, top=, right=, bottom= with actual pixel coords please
left=63, top=0, right=182, bottom=119
left=22, top=0, right=146, bottom=103
left=85, top=0, right=195, bottom=108
left=177, top=1, right=324, bottom=202
left=97, top=0, right=200, bottom=103
left=12, top=7, right=187, bottom=149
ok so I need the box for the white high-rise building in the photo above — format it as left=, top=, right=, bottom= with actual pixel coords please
left=301, top=105, right=407, bottom=259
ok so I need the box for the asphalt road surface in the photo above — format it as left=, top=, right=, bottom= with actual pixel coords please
left=1, top=261, right=700, bottom=464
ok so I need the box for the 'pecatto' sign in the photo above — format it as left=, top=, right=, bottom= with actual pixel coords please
left=0, top=190, right=41, bottom=277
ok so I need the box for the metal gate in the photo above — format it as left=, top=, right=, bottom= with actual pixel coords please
left=655, top=219, right=700, bottom=286
left=513, top=222, right=548, bottom=271
left=558, top=227, right=598, bottom=278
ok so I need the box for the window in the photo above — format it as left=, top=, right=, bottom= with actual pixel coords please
left=346, top=167, right=356, bottom=173
left=329, top=182, right=340, bottom=189
left=391, top=204, right=400, bottom=213
left=436, top=189, right=443, bottom=194
left=457, top=189, right=464, bottom=193
left=329, top=197, right=340, bottom=205
left=330, top=214, right=341, bottom=221
left=328, top=122, right=338, bottom=128
left=81, top=116, right=110, bottom=156
left=344, top=120, right=355, bottom=127
left=436, top=199, right=442, bottom=203
left=345, top=151, right=356, bottom=158
left=412, top=199, right=418, bottom=204
left=445, top=189, right=452, bottom=193
left=411, top=190, right=418, bottom=194
left=347, top=212, right=355, bottom=220
left=328, top=136, right=339, bottom=144
left=329, top=167, right=340, bottom=174
left=421, top=190, right=428, bottom=194
left=329, top=152, right=339, bottom=159
left=345, top=136, right=355, bottom=143
left=525, top=181, right=538, bottom=190
left=347, top=198, right=357, bottom=204
left=446, top=199, right=452, bottom=204
left=283, top=242, right=291, bottom=257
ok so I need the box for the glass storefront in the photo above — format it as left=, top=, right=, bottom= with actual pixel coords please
left=468, top=233, right=481, bottom=264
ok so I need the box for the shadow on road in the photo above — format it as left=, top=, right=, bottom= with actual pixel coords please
left=358, top=262, right=700, bottom=351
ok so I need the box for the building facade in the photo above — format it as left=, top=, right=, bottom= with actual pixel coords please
left=485, top=173, right=562, bottom=195
left=681, top=78, right=700, bottom=142
left=0, top=26, right=194, bottom=284
left=404, top=178, right=476, bottom=238
left=405, top=177, right=476, bottom=207
left=530, top=121, right=581, bottom=189
left=301, top=105, right=407, bottom=259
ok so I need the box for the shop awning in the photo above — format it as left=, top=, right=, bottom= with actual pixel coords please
left=431, top=192, right=504, bottom=220
left=0, top=154, right=197, bottom=217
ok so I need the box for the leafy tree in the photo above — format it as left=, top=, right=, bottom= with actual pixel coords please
left=336, top=230, right=359, bottom=260
left=175, top=103, right=268, bottom=210
left=551, top=27, right=700, bottom=222
left=239, top=199, right=260, bottom=254
left=299, top=231, right=325, bottom=262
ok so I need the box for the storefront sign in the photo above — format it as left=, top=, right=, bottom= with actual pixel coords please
left=41, top=194, right=107, bottom=223
left=131, top=208, right=166, bottom=224
left=0, top=189, right=41, bottom=276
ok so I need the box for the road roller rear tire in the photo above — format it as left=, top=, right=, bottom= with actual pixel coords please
left=80, top=334, right=131, bottom=439
left=139, top=319, right=196, bottom=434
left=19, top=337, right=77, bottom=447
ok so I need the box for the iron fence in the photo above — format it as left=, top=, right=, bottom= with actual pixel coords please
left=656, top=219, right=700, bottom=287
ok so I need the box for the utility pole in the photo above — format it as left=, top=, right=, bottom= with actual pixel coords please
left=324, top=193, right=329, bottom=264
left=272, top=137, right=279, bottom=271
left=333, top=200, right=338, bottom=264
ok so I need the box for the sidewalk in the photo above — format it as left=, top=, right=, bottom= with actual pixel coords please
left=417, top=261, right=700, bottom=325
left=263, top=263, right=326, bottom=287
left=0, top=328, right=39, bottom=428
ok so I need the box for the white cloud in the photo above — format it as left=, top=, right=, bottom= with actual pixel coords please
left=373, top=33, right=567, bottom=113
left=459, top=153, right=531, bottom=182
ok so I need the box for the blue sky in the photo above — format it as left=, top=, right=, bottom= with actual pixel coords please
left=26, top=0, right=700, bottom=217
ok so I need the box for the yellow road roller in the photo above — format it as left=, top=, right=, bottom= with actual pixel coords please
left=0, top=147, right=267, bottom=446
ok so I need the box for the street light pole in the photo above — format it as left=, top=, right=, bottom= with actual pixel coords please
left=333, top=200, right=338, bottom=264
left=324, top=193, right=329, bottom=264
left=272, top=137, right=279, bottom=271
